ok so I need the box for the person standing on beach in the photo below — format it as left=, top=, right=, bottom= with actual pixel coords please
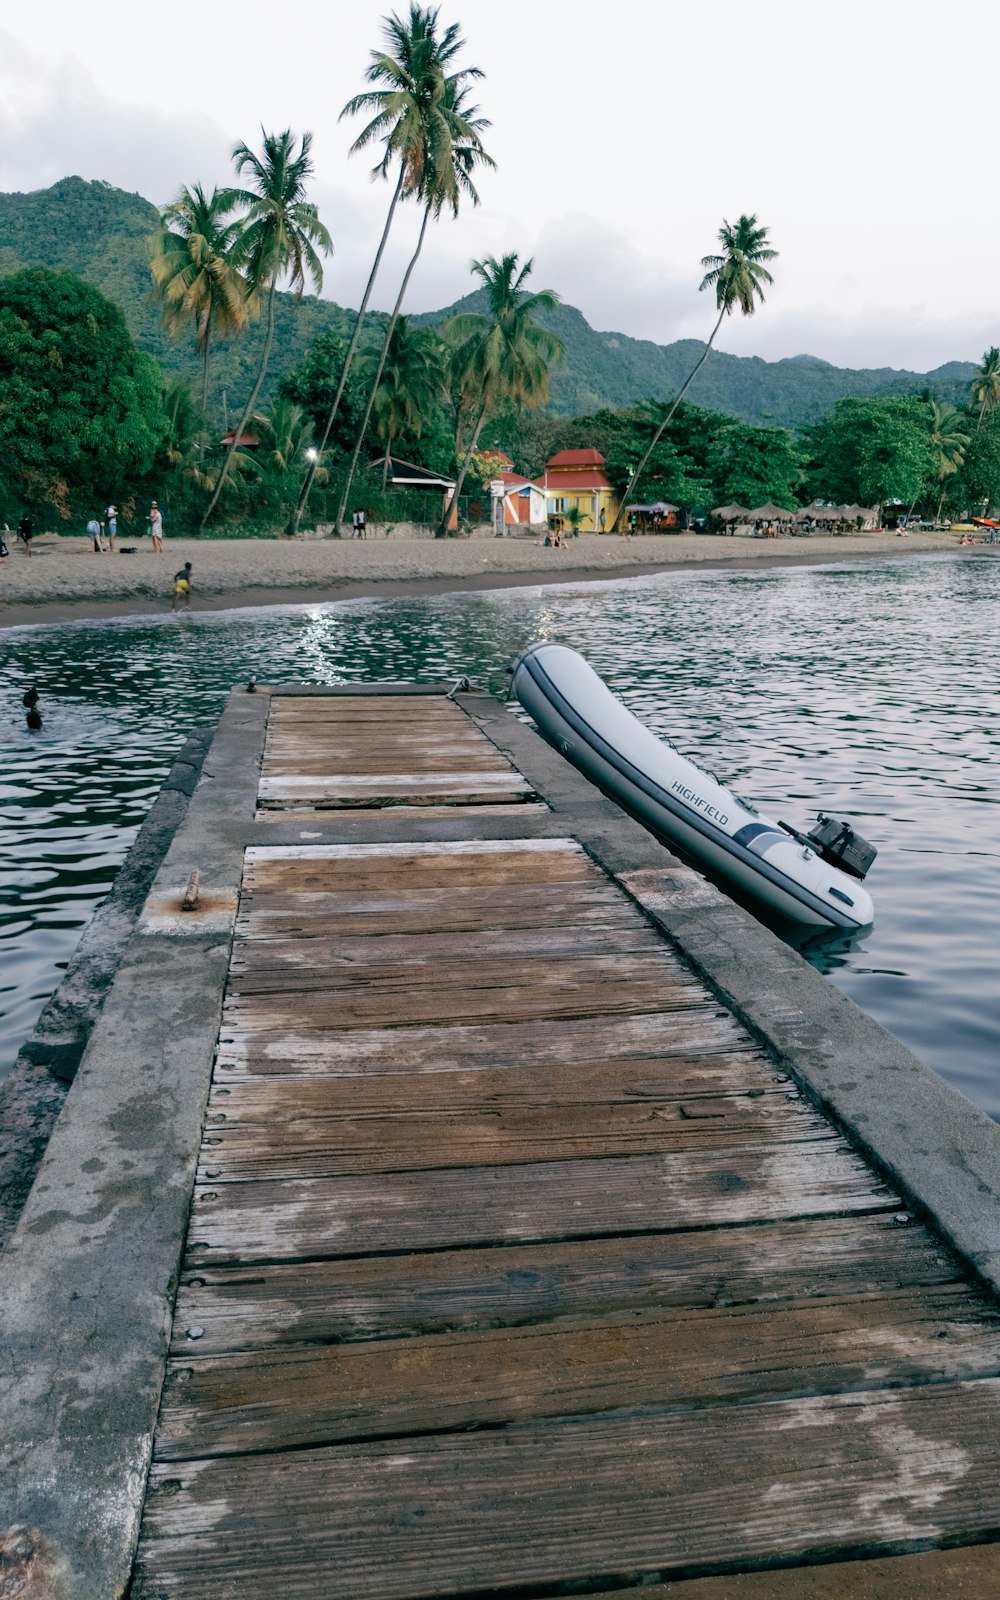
left=105, top=504, right=118, bottom=551
left=86, top=515, right=104, bottom=553
left=17, top=513, right=32, bottom=556
left=171, top=561, right=193, bottom=612
left=148, top=502, right=164, bottom=552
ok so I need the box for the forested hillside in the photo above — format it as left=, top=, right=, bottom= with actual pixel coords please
left=0, top=177, right=974, bottom=427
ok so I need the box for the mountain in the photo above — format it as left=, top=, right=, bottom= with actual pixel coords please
left=0, top=177, right=975, bottom=427
left=415, top=293, right=973, bottom=424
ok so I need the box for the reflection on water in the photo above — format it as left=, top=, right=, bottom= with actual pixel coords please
left=2, top=551, right=999, bottom=1115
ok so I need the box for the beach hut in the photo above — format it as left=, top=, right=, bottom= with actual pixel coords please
left=748, top=503, right=796, bottom=522
left=630, top=502, right=681, bottom=531
left=712, top=503, right=750, bottom=521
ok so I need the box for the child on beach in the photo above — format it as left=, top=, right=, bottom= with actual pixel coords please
left=171, top=561, right=193, bottom=612
left=148, top=503, right=164, bottom=551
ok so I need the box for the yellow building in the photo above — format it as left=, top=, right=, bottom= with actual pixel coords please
left=541, top=448, right=620, bottom=532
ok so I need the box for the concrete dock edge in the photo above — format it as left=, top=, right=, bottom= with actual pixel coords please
left=0, top=689, right=267, bottom=1598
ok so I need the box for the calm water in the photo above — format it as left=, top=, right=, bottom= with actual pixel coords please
left=2, top=552, right=999, bottom=1114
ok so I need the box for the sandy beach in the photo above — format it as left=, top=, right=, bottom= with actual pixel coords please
left=0, top=527, right=969, bottom=628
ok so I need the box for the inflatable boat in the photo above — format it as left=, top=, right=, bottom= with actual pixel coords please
left=511, top=643, right=875, bottom=931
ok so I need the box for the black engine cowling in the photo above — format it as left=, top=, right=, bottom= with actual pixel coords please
left=806, top=814, right=877, bottom=880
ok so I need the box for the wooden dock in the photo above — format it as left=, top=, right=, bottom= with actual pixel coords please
left=94, top=689, right=1000, bottom=1594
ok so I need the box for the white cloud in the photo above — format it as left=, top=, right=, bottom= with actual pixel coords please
left=1, top=0, right=998, bottom=373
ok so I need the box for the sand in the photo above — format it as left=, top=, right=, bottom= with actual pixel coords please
left=0, top=527, right=969, bottom=628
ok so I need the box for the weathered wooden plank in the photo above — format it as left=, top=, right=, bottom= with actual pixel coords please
left=227, top=945, right=681, bottom=991
left=242, top=847, right=586, bottom=892
left=630, top=1543, right=1000, bottom=1597
left=134, top=1380, right=1000, bottom=1599
left=156, top=1285, right=1000, bottom=1459
left=267, top=699, right=462, bottom=716
left=197, top=1096, right=834, bottom=1182
left=258, top=775, right=533, bottom=806
left=215, top=1010, right=753, bottom=1074
left=185, top=1141, right=899, bottom=1265
left=205, top=1056, right=777, bottom=1120
left=235, top=880, right=631, bottom=937
left=246, top=838, right=586, bottom=863
left=170, top=1215, right=962, bottom=1355
left=263, top=755, right=516, bottom=776
left=230, top=924, right=662, bottom=972
left=253, top=802, right=550, bottom=822
left=220, top=975, right=706, bottom=1032
left=198, top=1086, right=832, bottom=1179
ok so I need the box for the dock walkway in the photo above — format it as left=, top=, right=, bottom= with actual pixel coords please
left=7, top=684, right=1000, bottom=1597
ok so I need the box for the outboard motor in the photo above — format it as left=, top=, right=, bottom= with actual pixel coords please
left=805, top=814, right=877, bottom=880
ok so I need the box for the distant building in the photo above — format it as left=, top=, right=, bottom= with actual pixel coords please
left=490, top=471, right=548, bottom=531
left=541, top=448, right=620, bottom=532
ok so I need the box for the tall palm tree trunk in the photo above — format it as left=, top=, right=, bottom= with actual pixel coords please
left=202, top=280, right=277, bottom=528
left=382, top=435, right=393, bottom=492
left=438, top=401, right=487, bottom=536
left=335, top=203, right=431, bottom=532
left=612, top=306, right=726, bottom=533
left=201, top=324, right=211, bottom=416
left=289, top=168, right=407, bottom=536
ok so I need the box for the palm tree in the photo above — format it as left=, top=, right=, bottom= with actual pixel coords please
left=613, top=215, right=777, bottom=531
left=149, top=184, right=250, bottom=414
left=365, top=317, right=445, bottom=487
left=438, top=253, right=562, bottom=535
left=334, top=79, right=493, bottom=531
left=289, top=5, right=482, bottom=535
left=201, top=130, right=332, bottom=528
left=971, top=346, right=1000, bottom=432
left=929, top=400, right=970, bottom=522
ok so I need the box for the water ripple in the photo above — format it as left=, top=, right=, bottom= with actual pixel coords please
left=2, top=550, right=999, bottom=1115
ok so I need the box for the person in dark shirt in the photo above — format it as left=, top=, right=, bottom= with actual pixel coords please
left=18, top=514, right=33, bottom=555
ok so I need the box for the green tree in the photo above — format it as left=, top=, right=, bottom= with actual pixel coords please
left=710, top=422, right=801, bottom=509
left=439, top=253, right=562, bottom=534
left=279, top=329, right=371, bottom=457
left=928, top=400, right=970, bottom=521
left=336, top=77, right=494, bottom=529
left=291, top=4, right=482, bottom=533
left=0, top=269, right=166, bottom=522
left=202, top=130, right=332, bottom=527
left=971, top=346, right=1000, bottom=433
left=804, top=396, right=935, bottom=508
left=366, top=316, right=445, bottom=487
left=613, top=215, right=777, bottom=530
left=149, top=184, right=250, bottom=414
left=950, top=411, right=1000, bottom=513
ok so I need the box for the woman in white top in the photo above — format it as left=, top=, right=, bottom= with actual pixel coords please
left=148, top=502, right=164, bottom=552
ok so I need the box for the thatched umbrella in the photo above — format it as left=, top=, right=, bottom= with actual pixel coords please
left=712, top=503, right=750, bottom=521
left=807, top=504, right=841, bottom=522
left=748, top=502, right=796, bottom=521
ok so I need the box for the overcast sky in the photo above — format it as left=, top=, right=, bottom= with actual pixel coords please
left=0, top=0, right=994, bottom=371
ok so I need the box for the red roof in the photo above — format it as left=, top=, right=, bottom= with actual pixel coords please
left=545, top=470, right=613, bottom=491
left=546, top=448, right=606, bottom=469
left=499, top=471, right=537, bottom=489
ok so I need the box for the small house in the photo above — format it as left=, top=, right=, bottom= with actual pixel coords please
left=542, top=448, right=620, bottom=532
left=490, top=471, right=548, bottom=531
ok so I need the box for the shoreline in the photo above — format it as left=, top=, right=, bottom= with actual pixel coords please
left=0, top=532, right=974, bottom=629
